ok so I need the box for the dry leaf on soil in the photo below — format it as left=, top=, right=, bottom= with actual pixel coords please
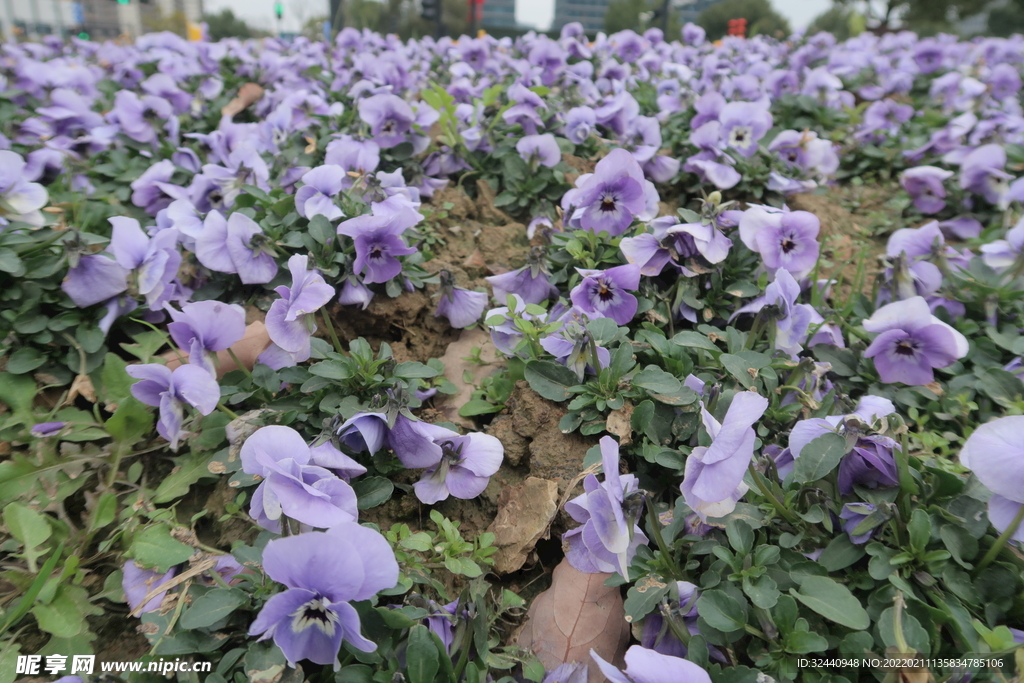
left=221, top=82, right=265, bottom=118
left=487, top=477, right=559, bottom=573
left=432, top=328, right=503, bottom=429
left=516, top=557, right=630, bottom=683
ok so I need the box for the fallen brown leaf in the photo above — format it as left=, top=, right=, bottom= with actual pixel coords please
left=604, top=402, right=634, bottom=446
left=516, top=557, right=630, bottom=683
left=66, top=373, right=97, bottom=404
left=432, top=328, right=504, bottom=429
left=221, top=82, right=264, bottom=118
left=488, top=477, right=559, bottom=573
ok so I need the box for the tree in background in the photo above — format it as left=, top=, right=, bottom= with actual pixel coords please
left=604, top=0, right=644, bottom=34
left=696, top=0, right=790, bottom=40
left=806, top=4, right=867, bottom=39
left=827, top=0, right=988, bottom=34
left=986, top=0, right=1024, bottom=37
left=143, top=9, right=188, bottom=37
left=203, top=9, right=269, bottom=40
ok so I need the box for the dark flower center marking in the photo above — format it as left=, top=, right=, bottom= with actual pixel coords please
left=600, top=194, right=617, bottom=212
left=368, top=245, right=384, bottom=260
left=894, top=340, right=918, bottom=356
left=382, top=119, right=396, bottom=134
left=780, top=237, right=797, bottom=253
left=597, top=282, right=615, bottom=302
left=291, top=598, right=338, bottom=635
left=787, top=151, right=798, bottom=162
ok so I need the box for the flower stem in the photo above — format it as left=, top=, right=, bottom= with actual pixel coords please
left=645, top=498, right=683, bottom=580
left=321, top=309, right=345, bottom=355
left=748, top=463, right=800, bottom=525
left=976, top=503, right=1024, bottom=571
left=218, top=404, right=240, bottom=420
left=226, top=348, right=253, bottom=381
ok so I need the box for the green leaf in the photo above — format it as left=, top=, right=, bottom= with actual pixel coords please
left=393, top=362, right=440, bottom=379
left=726, top=518, right=754, bottom=555
left=817, top=535, right=867, bottom=572
left=696, top=590, right=747, bottom=633
left=0, top=247, right=23, bottom=274
left=130, top=525, right=195, bottom=572
left=153, top=452, right=215, bottom=504
left=784, top=629, right=829, bottom=654
left=719, top=352, right=769, bottom=389
left=878, top=606, right=930, bottom=655
left=743, top=574, right=780, bottom=609
left=671, top=331, right=719, bottom=352
left=791, top=432, right=847, bottom=483
left=308, top=215, right=336, bottom=245
left=0, top=371, right=37, bottom=413
left=308, top=360, right=352, bottom=380
left=353, top=477, right=394, bottom=509
left=524, top=360, right=578, bottom=402
left=180, top=588, right=248, bottom=629
left=459, top=399, right=503, bottom=417
left=105, top=396, right=154, bottom=446
left=100, top=353, right=133, bottom=408
left=5, top=347, right=45, bottom=374
left=4, top=502, right=51, bottom=569
left=406, top=625, right=440, bottom=683
left=940, top=525, right=978, bottom=568
left=632, top=365, right=681, bottom=394
left=336, top=665, right=375, bottom=683
left=443, top=556, right=482, bottom=577
left=789, top=576, right=869, bottom=630
left=624, top=576, right=670, bottom=622
left=31, top=585, right=93, bottom=638
left=907, top=509, right=931, bottom=554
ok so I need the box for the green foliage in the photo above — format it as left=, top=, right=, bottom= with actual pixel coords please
left=696, top=0, right=791, bottom=40
left=203, top=9, right=269, bottom=40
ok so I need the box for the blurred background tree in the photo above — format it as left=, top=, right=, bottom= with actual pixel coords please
left=143, top=9, right=188, bottom=36
left=985, top=0, right=1024, bottom=36
left=813, top=0, right=989, bottom=35
left=696, top=0, right=790, bottom=39
left=203, top=9, right=271, bottom=40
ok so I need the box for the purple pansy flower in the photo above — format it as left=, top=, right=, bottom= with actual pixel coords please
left=295, top=165, right=346, bottom=221
left=334, top=412, right=388, bottom=455
left=961, top=417, right=1024, bottom=548
left=30, top=422, right=66, bottom=438
left=259, top=254, right=335, bottom=369
left=591, top=645, right=712, bottom=683
left=564, top=106, right=596, bottom=144
left=413, top=432, right=504, bottom=504
left=167, top=300, right=247, bottom=377
left=388, top=416, right=459, bottom=469
left=0, top=150, right=49, bottom=227
left=194, top=211, right=279, bottom=284
left=131, top=159, right=186, bottom=216
left=62, top=254, right=129, bottom=308
left=126, top=364, right=220, bottom=450
left=562, top=148, right=648, bottom=237
left=336, top=203, right=421, bottom=284
left=863, top=296, right=968, bottom=385
left=108, top=217, right=181, bottom=309
left=486, top=256, right=558, bottom=306
left=569, top=264, right=641, bottom=326
left=840, top=503, right=879, bottom=544
left=357, top=94, right=415, bottom=149
left=541, top=318, right=611, bottom=381
left=516, top=134, right=561, bottom=168
left=980, top=218, right=1024, bottom=272
left=681, top=391, right=769, bottom=521
left=959, top=144, right=1012, bottom=206
left=240, top=426, right=359, bottom=532
left=543, top=663, right=589, bottom=683
left=435, top=270, right=488, bottom=329
left=738, top=207, right=821, bottom=278
left=248, top=522, right=399, bottom=667
left=900, top=166, right=954, bottom=214
left=563, top=436, right=648, bottom=577
left=123, top=561, right=176, bottom=615
left=718, top=101, right=773, bottom=158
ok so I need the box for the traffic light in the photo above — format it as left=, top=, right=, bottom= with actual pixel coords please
left=421, top=0, right=439, bottom=22
left=274, top=2, right=283, bottom=18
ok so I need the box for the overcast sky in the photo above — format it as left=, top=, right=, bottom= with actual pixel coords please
left=205, top=0, right=833, bottom=34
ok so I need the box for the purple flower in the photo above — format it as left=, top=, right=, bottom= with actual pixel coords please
left=249, top=522, right=399, bottom=667
left=486, top=258, right=558, bottom=306
left=788, top=396, right=899, bottom=495
left=682, top=391, right=769, bottom=521
left=591, top=645, right=712, bottom=683
left=563, top=436, right=648, bottom=576
left=325, top=135, right=380, bottom=184
left=108, top=90, right=176, bottom=146
left=980, top=218, right=1024, bottom=272
left=108, top=217, right=181, bottom=309
left=562, top=148, right=648, bottom=237
left=240, top=426, right=359, bottom=532
left=167, top=300, right=247, bottom=377
left=718, top=101, right=773, bottom=158
left=335, top=412, right=388, bottom=455
left=425, top=599, right=461, bottom=655
left=960, top=416, right=1024, bottom=547
left=541, top=318, right=611, bottom=381
left=900, top=166, right=954, bottom=214
left=681, top=22, right=705, bottom=46
left=30, top=422, right=65, bottom=437
left=413, top=432, right=503, bottom=504
left=126, top=364, right=220, bottom=450
left=388, top=416, right=459, bottom=469
left=123, top=561, right=176, bottom=615
left=337, top=204, right=421, bottom=284
left=434, top=270, right=487, bottom=329
left=732, top=268, right=827, bottom=358
left=309, top=441, right=368, bottom=481
left=516, top=134, right=561, bottom=168
left=863, top=297, right=968, bottom=386
left=260, top=255, right=335, bottom=368
left=768, top=130, right=838, bottom=180
left=543, top=663, right=589, bottom=683
left=357, top=94, right=415, bottom=149
left=131, top=160, right=186, bottom=216
left=295, top=165, right=346, bottom=221
left=0, top=150, right=49, bottom=227
left=959, top=144, right=1011, bottom=206
left=840, top=503, right=879, bottom=544
left=62, top=254, right=129, bottom=308
left=569, top=264, right=641, bottom=326
left=195, top=211, right=279, bottom=284
left=738, top=207, right=821, bottom=278
left=564, top=106, right=596, bottom=144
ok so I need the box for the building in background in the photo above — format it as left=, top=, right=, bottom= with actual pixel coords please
left=481, top=0, right=517, bottom=29
left=1, top=0, right=204, bottom=42
left=551, top=0, right=609, bottom=33
left=675, top=0, right=721, bottom=25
